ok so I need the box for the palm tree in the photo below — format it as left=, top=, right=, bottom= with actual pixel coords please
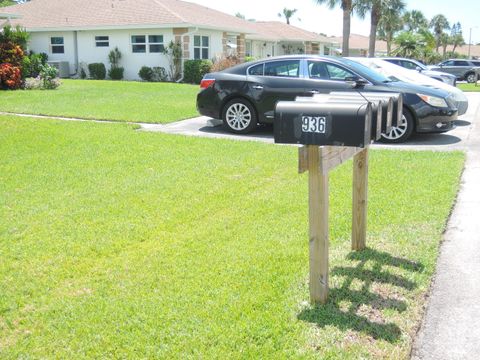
left=315, top=0, right=353, bottom=56
left=377, top=3, right=404, bottom=55
left=429, top=14, right=450, bottom=53
left=450, top=22, right=465, bottom=53
left=278, top=8, right=298, bottom=25
left=402, top=10, right=428, bottom=32
left=356, top=0, right=405, bottom=57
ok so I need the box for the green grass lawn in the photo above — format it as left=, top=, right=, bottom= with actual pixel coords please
left=458, top=83, right=480, bottom=92
left=0, top=79, right=199, bottom=123
left=0, top=115, right=464, bottom=358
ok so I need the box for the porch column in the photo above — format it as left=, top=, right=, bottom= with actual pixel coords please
left=305, top=41, right=313, bottom=55
left=222, top=32, right=228, bottom=56
left=236, top=33, right=245, bottom=62
left=312, top=43, right=320, bottom=55
left=173, top=28, right=190, bottom=59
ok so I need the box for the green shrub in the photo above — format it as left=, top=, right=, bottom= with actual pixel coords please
left=88, top=63, right=106, bottom=80
left=183, top=60, right=212, bottom=84
left=39, top=64, right=60, bottom=89
left=21, top=53, right=45, bottom=79
left=108, top=67, right=124, bottom=80
left=138, top=66, right=154, bottom=81
left=152, top=67, right=168, bottom=82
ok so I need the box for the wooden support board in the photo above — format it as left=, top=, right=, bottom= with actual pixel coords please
left=299, top=145, right=369, bottom=304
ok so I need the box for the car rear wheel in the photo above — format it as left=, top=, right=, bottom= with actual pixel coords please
left=466, top=72, right=477, bottom=83
left=379, top=108, right=414, bottom=143
left=222, top=99, right=257, bottom=134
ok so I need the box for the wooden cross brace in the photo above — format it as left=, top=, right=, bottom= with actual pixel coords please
left=299, top=145, right=369, bottom=304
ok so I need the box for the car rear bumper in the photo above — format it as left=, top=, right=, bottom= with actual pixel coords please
left=197, top=88, right=221, bottom=119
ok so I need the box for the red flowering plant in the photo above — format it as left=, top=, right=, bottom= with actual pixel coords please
left=0, top=63, right=22, bottom=90
left=0, top=41, right=24, bottom=66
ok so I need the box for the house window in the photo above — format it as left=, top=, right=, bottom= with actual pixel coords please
left=148, top=35, right=164, bottom=53
left=95, top=36, right=109, bottom=47
left=131, top=35, right=164, bottom=53
left=132, top=35, right=146, bottom=53
left=50, top=37, right=64, bottom=54
left=194, top=35, right=209, bottom=60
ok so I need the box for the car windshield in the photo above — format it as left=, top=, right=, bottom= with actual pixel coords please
left=338, top=58, right=392, bottom=83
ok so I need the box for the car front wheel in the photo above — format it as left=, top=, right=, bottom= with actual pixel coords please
left=222, top=99, right=257, bottom=134
left=379, top=108, right=414, bottom=143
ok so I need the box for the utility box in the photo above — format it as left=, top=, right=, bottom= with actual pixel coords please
left=47, top=61, right=70, bottom=78
left=274, top=101, right=372, bottom=147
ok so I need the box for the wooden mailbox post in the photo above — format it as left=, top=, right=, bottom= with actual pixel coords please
left=275, top=93, right=400, bottom=304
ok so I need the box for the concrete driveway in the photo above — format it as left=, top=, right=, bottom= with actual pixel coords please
left=142, top=92, right=480, bottom=151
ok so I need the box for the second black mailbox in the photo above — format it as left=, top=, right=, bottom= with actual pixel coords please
left=274, top=101, right=372, bottom=147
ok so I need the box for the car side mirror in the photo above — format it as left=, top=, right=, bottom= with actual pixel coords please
left=415, top=66, right=422, bottom=72
left=345, top=76, right=368, bottom=88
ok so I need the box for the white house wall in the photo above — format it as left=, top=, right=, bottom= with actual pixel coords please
left=28, top=27, right=226, bottom=80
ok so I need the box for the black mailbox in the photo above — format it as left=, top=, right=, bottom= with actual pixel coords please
left=330, top=91, right=402, bottom=128
left=274, top=101, right=372, bottom=147
left=295, top=95, right=386, bottom=141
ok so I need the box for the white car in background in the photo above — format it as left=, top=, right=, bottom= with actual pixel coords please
left=348, top=57, right=468, bottom=115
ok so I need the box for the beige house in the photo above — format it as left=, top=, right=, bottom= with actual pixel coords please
left=0, top=0, right=336, bottom=79
left=329, top=33, right=388, bottom=57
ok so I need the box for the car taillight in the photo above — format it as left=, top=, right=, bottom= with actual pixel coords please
left=200, top=79, right=215, bottom=89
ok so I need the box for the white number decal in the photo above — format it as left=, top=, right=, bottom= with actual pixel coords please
left=301, top=116, right=326, bottom=134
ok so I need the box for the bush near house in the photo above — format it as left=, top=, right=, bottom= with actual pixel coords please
left=183, top=59, right=212, bottom=84
left=138, top=66, right=168, bottom=82
left=88, top=63, right=107, bottom=80
left=0, top=62, right=22, bottom=89
left=211, top=55, right=241, bottom=73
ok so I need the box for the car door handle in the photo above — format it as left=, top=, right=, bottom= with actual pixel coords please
left=307, top=90, right=320, bottom=95
left=252, top=85, right=263, bottom=90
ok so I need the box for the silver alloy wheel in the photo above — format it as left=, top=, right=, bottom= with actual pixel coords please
left=381, top=115, right=408, bottom=141
left=225, top=103, right=252, bottom=131
left=467, top=73, right=477, bottom=83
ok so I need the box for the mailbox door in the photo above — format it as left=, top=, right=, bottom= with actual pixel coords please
left=247, top=59, right=310, bottom=120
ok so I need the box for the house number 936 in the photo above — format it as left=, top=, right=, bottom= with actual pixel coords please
left=302, top=116, right=326, bottom=134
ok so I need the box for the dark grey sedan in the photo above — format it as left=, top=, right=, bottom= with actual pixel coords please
left=197, top=55, right=458, bottom=143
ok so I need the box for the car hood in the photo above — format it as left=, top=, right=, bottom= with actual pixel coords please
left=422, top=69, right=456, bottom=78
left=379, top=80, right=451, bottom=98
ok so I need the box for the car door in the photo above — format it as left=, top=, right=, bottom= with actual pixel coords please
left=246, top=59, right=308, bottom=121
left=436, top=60, right=456, bottom=76
left=304, top=60, right=367, bottom=94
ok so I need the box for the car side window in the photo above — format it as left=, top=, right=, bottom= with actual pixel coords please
left=248, top=63, right=264, bottom=76
left=442, top=60, right=454, bottom=66
left=308, top=61, right=329, bottom=79
left=264, top=60, right=300, bottom=77
left=454, top=60, right=469, bottom=66
left=325, top=63, right=356, bottom=81
left=401, top=60, right=417, bottom=70
left=471, top=61, right=480, bottom=66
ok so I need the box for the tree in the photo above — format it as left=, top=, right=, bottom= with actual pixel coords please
left=356, top=0, right=405, bottom=57
left=377, top=2, right=404, bottom=55
left=277, top=8, right=298, bottom=25
left=429, top=14, right=450, bottom=53
left=315, top=0, right=353, bottom=56
left=450, top=22, right=465, bottom=53
left=402, top=10, right=428, bottom=32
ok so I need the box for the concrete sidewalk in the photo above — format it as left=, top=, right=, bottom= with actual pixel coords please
left=411, top=96, right=480, bottom=359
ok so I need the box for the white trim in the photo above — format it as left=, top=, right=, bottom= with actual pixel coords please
left=25, top=24, right=252, bottom=34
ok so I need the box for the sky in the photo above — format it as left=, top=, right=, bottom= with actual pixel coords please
left=186, top=0, right=480, bottom=44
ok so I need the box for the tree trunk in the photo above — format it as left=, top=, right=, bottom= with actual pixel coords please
left=342, top=7, right=350, bottom=57
left=368, top=6, right=380, bottom=58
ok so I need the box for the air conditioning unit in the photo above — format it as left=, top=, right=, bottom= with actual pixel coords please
left=47, top=61, right=70, bottom=78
